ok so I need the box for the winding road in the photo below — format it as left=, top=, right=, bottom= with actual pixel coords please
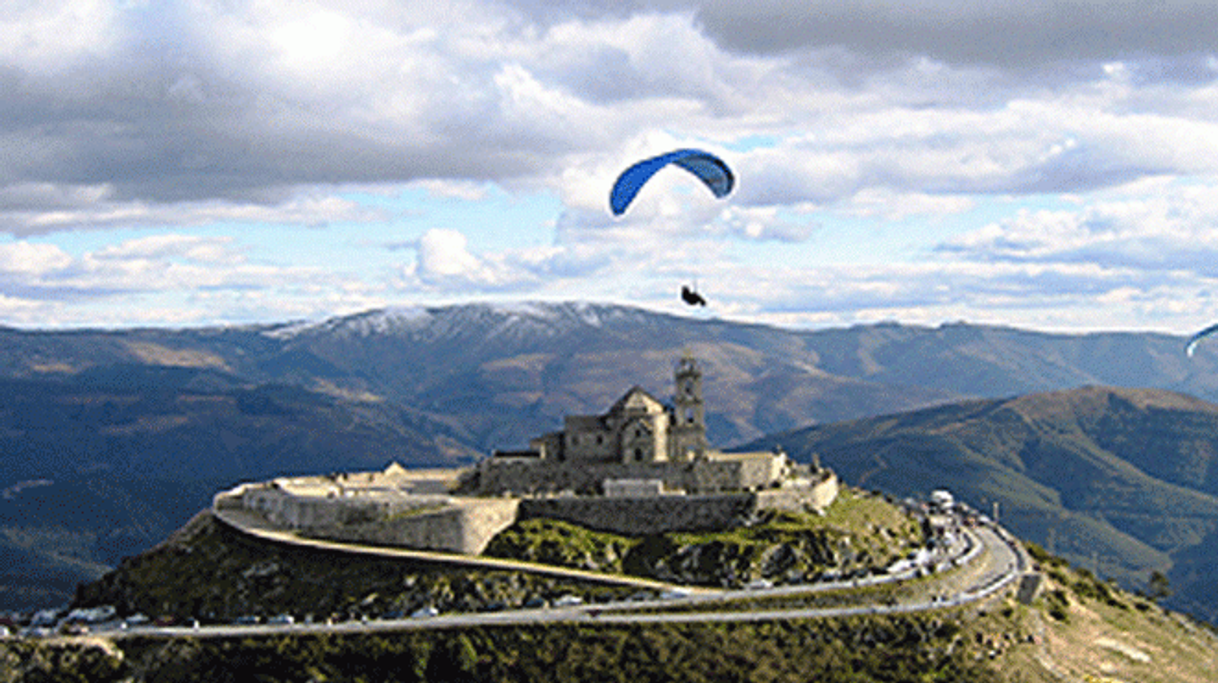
left=104, top=510, right=1029, bottom=640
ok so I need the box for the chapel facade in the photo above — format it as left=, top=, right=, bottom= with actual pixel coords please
left=526, top=353, right=709, bottom=465
left=476, top=354, right=807, bottom=495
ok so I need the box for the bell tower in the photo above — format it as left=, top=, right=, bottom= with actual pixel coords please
left=671, top=351, right=708, bottom=460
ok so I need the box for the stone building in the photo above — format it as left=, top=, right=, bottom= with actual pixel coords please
left=476, top=354, right=812, bottom=495
left=519, top=353, right=709, bottom=465
left=214, top=354, right=839, bottom=555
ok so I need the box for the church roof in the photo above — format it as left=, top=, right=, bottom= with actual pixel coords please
left=608, top=385, right=666, bottom=416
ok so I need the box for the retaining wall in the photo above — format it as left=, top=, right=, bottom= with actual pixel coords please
left=476, top=455, right=786, bottom=496
left=517, top=474, right=839, bottom=536
left=519, top=493, right=756, bottom=535
left=216, top=468, right=837, bottom=553
left=320, top=498, right=521, bottom=555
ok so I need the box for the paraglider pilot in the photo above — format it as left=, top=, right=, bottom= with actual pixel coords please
left=681, top=285, right=707, bottom=307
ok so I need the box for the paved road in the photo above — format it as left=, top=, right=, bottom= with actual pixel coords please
left=107, top=523, right=1027, bottom=640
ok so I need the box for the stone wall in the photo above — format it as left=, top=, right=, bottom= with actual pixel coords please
left=756, top=472, right=840, bottom=514
left=321, top=498, right=521, bottom=555
left=604, top=479, right=667, bottom=497
left=476, top=452, right=790, bottom=496
left=516, top=476, right=839, bottom=536
left=519, top=493, right=756, bottom=535
left=217, top=465, right=837, bottom=554
left=240, top=485, right=450, bottom=530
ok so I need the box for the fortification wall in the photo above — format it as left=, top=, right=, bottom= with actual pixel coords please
left=516, top=474, right=838, bottom=536
left=477, top=459, right=686, bottom=495
left=217, top=464, right=837, bottom=554
left=518, top=493, right=755, bottom=535
left=756, top=472, right=840, bottom=514
left=477, top=453, right=787, bottom=495
left=319, top=499, right=521, bottom=554
left=240, top=485, right=451, bottom=530
left=459, top=499, right=523, bottom=554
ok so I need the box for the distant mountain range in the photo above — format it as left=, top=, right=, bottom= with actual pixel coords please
left=740, top=386, right=1218, bottom=622
left=3, top=301, right=1218, bottom=616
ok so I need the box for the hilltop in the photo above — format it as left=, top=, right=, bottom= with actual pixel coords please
left=6, top=505, right=1217, bottom=682
left=743, top=385, right=1218, bottom=622
left=7, top=301, right=1218, bottom=614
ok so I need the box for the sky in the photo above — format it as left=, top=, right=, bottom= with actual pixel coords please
left=6, top=1, right=1218, bottom=333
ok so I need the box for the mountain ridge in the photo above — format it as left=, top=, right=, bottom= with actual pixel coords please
left=4, top=300, right=1218, bottom=618
left=739, top=384, right=1218, bottom=621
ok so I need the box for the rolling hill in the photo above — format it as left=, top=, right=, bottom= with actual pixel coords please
left=0, top=368, right=478, bottom=611
left=4, top=302, right=1218, bottom=452
left=5, top=301, right=1218, bottom=616
left=739, top=386, right=1218, bottom=622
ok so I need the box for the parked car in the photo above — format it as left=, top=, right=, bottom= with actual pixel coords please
left=410, top=606, right=439, bottom=619
left=267, top=614, right=295, bottom=625
left=553, top=595, right=584, bottom=607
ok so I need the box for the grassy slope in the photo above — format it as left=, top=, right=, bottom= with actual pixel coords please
left=483, top=488, right=924, bottom=585
left=11, top=547, right=1218, bottom=683
left=73, top=511, right=636, bottom=622
left=752, top=386, right=1218, bottom=620
left=976, top=545, right=1218, bottom=683
left=23, top=492, right=1218, bottom=683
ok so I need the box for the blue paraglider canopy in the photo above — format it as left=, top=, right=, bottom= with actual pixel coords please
left=609, top=149, right=735, bottom=216
left=1186, top=323, right=1218, bottom=357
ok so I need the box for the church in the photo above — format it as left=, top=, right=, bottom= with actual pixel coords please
left=475, top=354, right=810, bottom=496
left=528, top=353, right=709, bottom=465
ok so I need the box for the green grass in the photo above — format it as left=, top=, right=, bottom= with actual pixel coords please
left=485, top=488, right=926, bottom=587
left=8, top=614, right=1005, bottom=683
left=74, top=513, right=636, bottom=622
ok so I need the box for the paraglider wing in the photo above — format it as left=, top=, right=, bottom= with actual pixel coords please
left=609, top=149, right=734, bottom=216
left=1186, top=323, right=1218, bottom=357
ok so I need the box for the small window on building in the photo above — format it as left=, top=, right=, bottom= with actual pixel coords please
left=596, top=435, right=604, bottom=445
left=634, top=448, right=643, bottom=460
left=635, top=428, right=642, bottom=438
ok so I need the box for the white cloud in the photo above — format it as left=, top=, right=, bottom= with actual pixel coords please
left=0, top=242, right=72, bottom=275
left=412, top=228, right=550, bottom=290
left=846, top=189, right=974, bottom=220
left=0, top=194, right=385, bottom=236
left=0, top=0, right=121, bottom=72
left=940, top=184, right=1218, bottom=276
left=93, top=234, right=240, bottom=264
left=417, top=229, right=485, bottom=279
left=4, top=0, right=1218, bottom=330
